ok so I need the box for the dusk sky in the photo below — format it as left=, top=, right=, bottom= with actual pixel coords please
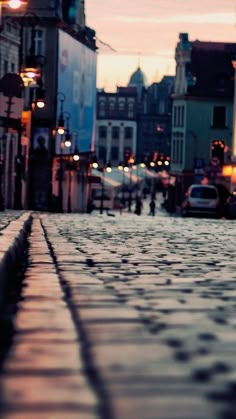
left=86, top=0, right=236, bottom=92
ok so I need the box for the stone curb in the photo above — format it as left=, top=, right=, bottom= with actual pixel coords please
left=0, top=212, right=32, bottom=311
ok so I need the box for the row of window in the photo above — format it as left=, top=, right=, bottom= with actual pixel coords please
left=98, top=126, right=133, bottom=140
left=98, top=146, right=119, bottom=161
left=24, top=29, right=44, bottom=57
left=1, top=60, right=16, bottom=74
left=171, top=133, right=184, bottom=164
left=0, top=28, right=44, bottom=77
left=173, top=104, right=227, bottom=129
left=173, top=105, right=185, bottom=127
left=98, top=99, right=135, bottom=118
left=98, top=146, right=133, bottom=162
left=172, top=134, right=226, bottom=166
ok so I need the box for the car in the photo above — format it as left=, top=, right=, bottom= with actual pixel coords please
left=181, top=184, right=220, bottom=217
left=224, top=191, right=236, bottom=219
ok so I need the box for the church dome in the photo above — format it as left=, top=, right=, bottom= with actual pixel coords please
left=128, top=66, right=148, bottom=88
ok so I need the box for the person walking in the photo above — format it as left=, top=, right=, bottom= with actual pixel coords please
left=149, top=199, right=156, bottom=216
left=135, top=196, right=143, bottom=216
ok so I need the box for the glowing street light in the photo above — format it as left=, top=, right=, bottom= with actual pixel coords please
left=0, top=0, right=27, bottom=28
left=9, top=0, right=25, bottom=8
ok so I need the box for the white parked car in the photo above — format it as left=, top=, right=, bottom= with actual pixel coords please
left=181, top=184, right=220, bottom=217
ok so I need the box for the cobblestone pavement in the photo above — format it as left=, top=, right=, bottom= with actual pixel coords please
left=0, top=211, right=25, bottom=229
left=1, top=208, right=236, bottom=418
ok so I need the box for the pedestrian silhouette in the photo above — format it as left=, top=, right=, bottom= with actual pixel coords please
left=33, top=135, right=48, bottom=164
left=87, top=198, right=95, bottom=214
left=120, top=196, right=126, bottom=214
left=149, top=199, right=156, bottom=216
left=135, top=196, right=143, bottom=215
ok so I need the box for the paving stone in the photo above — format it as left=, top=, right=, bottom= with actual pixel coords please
left=3, top=341, right=83, bottom=372
left=1, top=373, right=98, bottom=407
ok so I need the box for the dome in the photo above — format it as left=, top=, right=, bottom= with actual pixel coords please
left=128, top=66, right=148, bottom=88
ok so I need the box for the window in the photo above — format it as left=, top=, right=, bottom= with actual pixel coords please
left=11, top=63, right=15, bottom=73
left=111, top=146, right=119, bottom=160
left=124, top=127, right=133, bottom=139
left=109, top=100, right=115, bottom=113
left=98, top=126, right=107, bottom=139
left=112, top=126, right=119, bottom=139
left=118, top=100, right=125, bottom=111
left=98, top=146, right=106, bottom=161
left=212, top=106, right=226, bottom=129
left=34, top=29, right=43, bottom=56
left=99, top=100, right=105, bottom=117
left=128, top=100, right=134, bottom=118
left=173, top=105, right=185, bottom=127
left=190, top=186, right=217, bottom=199
left=159, top=100, right=165, bottom=114
left=26, top=28, right=43, bottom=56
left=4, top=60, right=8, bottom=74
left=172, top=132, right=184, bottom=164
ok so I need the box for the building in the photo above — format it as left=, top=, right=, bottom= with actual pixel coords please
left=96, top=87, right=138, bottom=168
left=3, top=0, right=97, bottom=212
left=0, top=7, right=25, bottom=209
left=171, top=33, right=236, bottom=205
left=137, top=76, right=174, bottom=166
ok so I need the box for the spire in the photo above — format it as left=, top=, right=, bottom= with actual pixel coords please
left=137, top=51, right=141, bottom=68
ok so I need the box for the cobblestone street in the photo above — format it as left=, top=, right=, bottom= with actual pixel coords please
left=0, top=208, right=236, bottom=418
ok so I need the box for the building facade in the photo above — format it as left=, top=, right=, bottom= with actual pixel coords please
left=171, top=33, right=236, bottom=203
left=96, top=87, right=138, bottom=167
left=137, top=76, right=173, bottom=166
left=2, top=0, right=97, bottom=212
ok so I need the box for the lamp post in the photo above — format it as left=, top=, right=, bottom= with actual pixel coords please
left=127, top=159, right=135, bottom=212
left=56, top=93, right=66, bottom=212
left=57, top=92, right=66, bottom=135
left=100, top=161, right=112, bottom=214
left=63, top=112, right=72, bottom=148
left=0, top=0, right=27, bottom=27
left=118, top=161, right=126, bottom=209
left=66, top=145, right=79, bottom=213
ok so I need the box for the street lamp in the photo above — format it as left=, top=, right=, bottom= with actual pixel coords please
left=66, top=141, right=80, bottom=213
left=57, top=92, right=66, bottom=135
left=118, top=161, right=126, bottom=208
left=0, top=0, right=27, bottom=26
left=63, top=112, right=72, bottom=148
left=127, top=158, right=135, bottom=212
left=72, top=131, right=79, bottom=161
left=56, top=94, right=67, bottom=212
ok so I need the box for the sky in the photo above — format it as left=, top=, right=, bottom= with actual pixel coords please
left=85, top=0, right=236, bottom=92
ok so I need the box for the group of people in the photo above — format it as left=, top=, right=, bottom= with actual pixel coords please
left=120, top=196, right=157, bottom=216
left=87, top=196, right=157, bottom=216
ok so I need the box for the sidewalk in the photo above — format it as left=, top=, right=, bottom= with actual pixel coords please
left=0, top=213, right=100, bottom=419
